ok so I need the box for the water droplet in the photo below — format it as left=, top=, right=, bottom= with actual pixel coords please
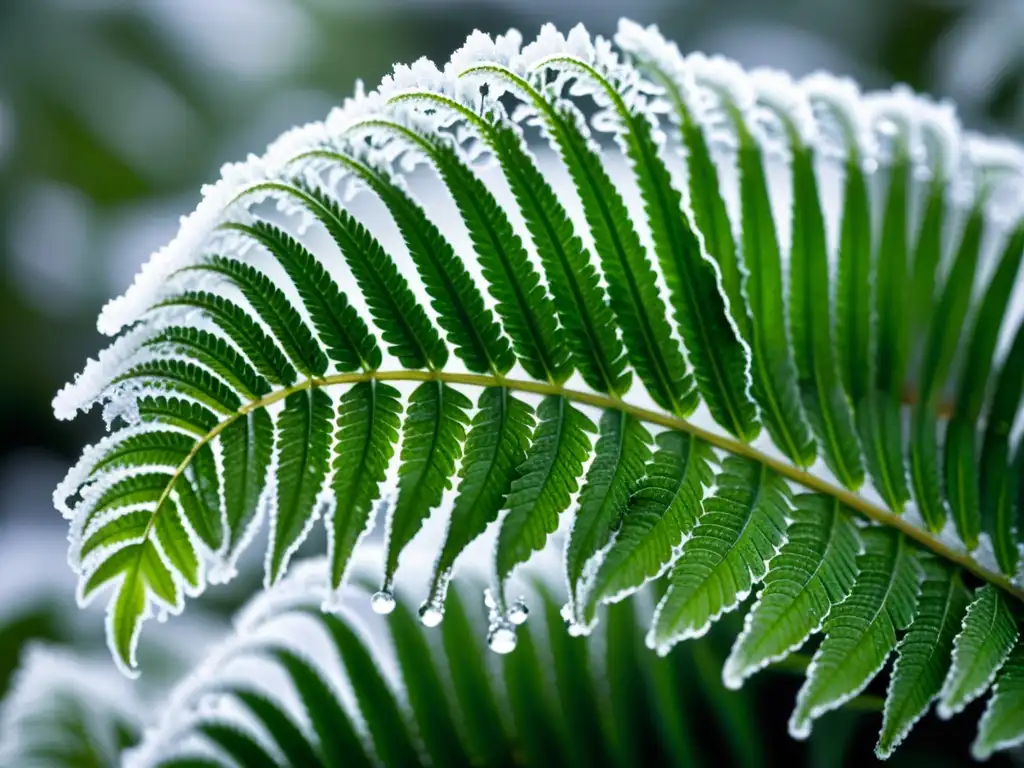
left=418, top=602, right=444, bottom=627
left=483, top=588, right=497, bottom=610
left=487, top=623, right=517, bottom=654
left=371, top=590, right=396, bottom=615
left=507, top=597, right=529, bottom=625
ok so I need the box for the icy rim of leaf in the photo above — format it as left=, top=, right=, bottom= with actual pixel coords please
left=53, top=18, right=1024, bottom=423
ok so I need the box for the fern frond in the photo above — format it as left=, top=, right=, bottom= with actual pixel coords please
left=766, top=89, right=864, bottom=488
left=383, top=381, right=471, bottom=590
left=972, top=641, right=1024, bottom=760
left=51, top=21, right=1024, bottom=757
left=328, top=381, right=402, bottom=590
left=564, top=410, right=652, bottom=624
left=582, top=430, right=713, bottom=625
left=495, top=396, right=594, bottom=590
left=723, top=494, right=862, bottom=689
left=789, top=529, right=922, bottom=739
left=875, top=556, right=970, bottom=758
left=648, top=456, right=790, bottom=653
left=937, top=584, right=1020, bottom=718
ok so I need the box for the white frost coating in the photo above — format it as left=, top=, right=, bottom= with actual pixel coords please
left=748, top=67, right=819, bottom=160
left=615, top=21, right=752, bottom=152
left=802, top=72, right=877, bottom=164
left=126, top=557, right=397, bottom=768
left=966, top=132, right=1024, bottom=225
left=53, top=324, right=159, bottom=420
left=0, top=644, right=140, bottom=764
left=53, top=422, right=186, bottom=519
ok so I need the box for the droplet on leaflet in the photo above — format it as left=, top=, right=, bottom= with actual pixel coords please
left=371, top=590, right=396, bottom=615
left=507, top=597, right=529, bottom=625
left=487, top=623, right=517, bottom=654
left=418, top=602, right=444, bottom=627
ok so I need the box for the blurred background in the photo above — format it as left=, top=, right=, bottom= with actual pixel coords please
left=1, top=0, right=1023, bottom=764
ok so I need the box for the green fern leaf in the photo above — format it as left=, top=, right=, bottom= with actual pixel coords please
left=328, top=381, right=402, bottom=590
left=81, top=540, right=179, bottom=674
left=316, top=611, right=421, bottom=766
left=144, top=326, right=270, bottom=400
left=384, top=382, right=471, bottom=588
left=972, top=640, right=1024, bottom=760
left=80, top=510, right=151, bottom=560
left=83, top=471, right=172, bottom=521
left=188, top=255, right=329, bottom=377
left=472, top=64, right=696, bottom=415
left=195, top=722, right=279, bottom=767
left=911, top=202, right=984, bottom=536
left=875, top=557, right=970, bottom=758
left=857, top=392, right=909, bottom=513
left=664, top=78, right=813, bottom=454
left=819, top=96, right=910, bottom=510
left=921, top=205, right=985, bottom=541
left=313, top=152, right=511, bottom=375
left=789, top=529, right=922, bottom=739
left=980, top=322, right=1024, bottom=575
left=361, top=120, right=569, bottom=383
left=219, top=409, right=274, bottom=563
left=226, top=688, right=323, bottom=767
left=135, top=395, right=219, bottom=436
left=937, top=584, right=1020, bottom=718
left=267, top=388, right=333, bottom=584
left=564, top=410, right=653, bottom=623
left=582, top=431, right=713, bottom=625
left=89, top=430, right=195, bottom=476
left=175, top=444, right=222, bottom=550
left=875, top=138, right=911, bottom=398
left=648, top=456, right=789, bottom=653
left=115, top=358, right=241, bottom=415
left=282, top=181, right=448, bottom=370
left=153, top=496, right=201, bottom=589
left=908, top=170, right=947, bottom=340
left=544, top=56, right=759, bottom=440
left=503, top=609, right=571, bottom=767
left=780, top=114, right=864, bottom=488
left=393, top=93, right=627, bottom=394
left=52, top=23, right=1024, bottom=709
left=862, top=137, right=912, bottom=511
left=428, top=387, right=534, bottom=607
left=831, top=108, right=873, bottom=410
left=949, top=220, right=1024, bottom=420
left=441, top=584, right=513, bottom=764
left=727, top=94, right=815, bottom=466
left=495, top=395, right=594, bottom=586
left=227, top=219, right=382, bottom=372
left=158, top=290, right=296, bottom=385
left=723, top=494, right=862, bottom=688
left=389, top=593, right=470, bottom=766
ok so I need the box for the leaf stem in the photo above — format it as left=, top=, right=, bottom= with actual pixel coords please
left=163, top=369, right=1024, bottom=604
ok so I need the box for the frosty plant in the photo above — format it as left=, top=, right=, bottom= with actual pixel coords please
left=53, top=18, right=1024, bottom=760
